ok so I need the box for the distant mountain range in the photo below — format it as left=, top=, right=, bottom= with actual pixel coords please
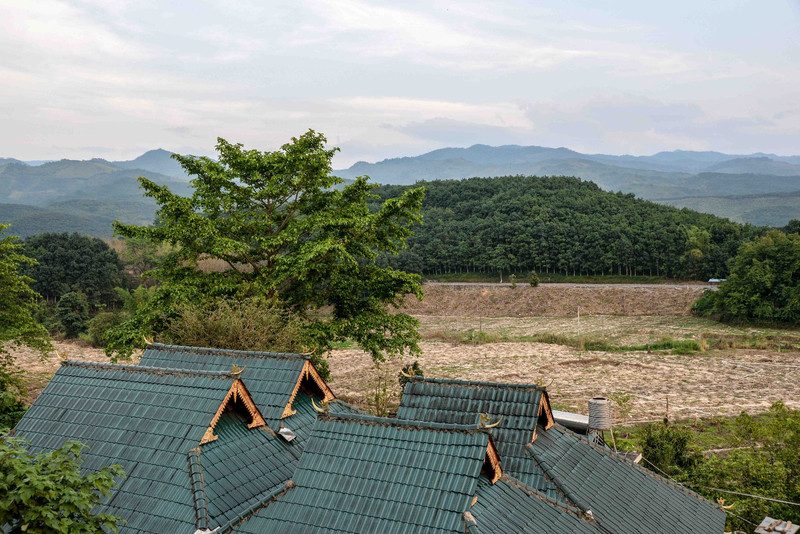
left=335, top=145, right=800, bottom=225
left=2, top=144, right=800, bottom=238
left=0, top=150, right=191, bottom=238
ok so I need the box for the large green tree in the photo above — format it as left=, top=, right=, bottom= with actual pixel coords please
left=0, top=437, right=124, bottom=533
left=23, top=233, right=124, bottom=308
left=107, top=131, right=425, bottom=365
left=694, top=230, right=800, bottom=323
left=0, top=224, right=52, bottom=429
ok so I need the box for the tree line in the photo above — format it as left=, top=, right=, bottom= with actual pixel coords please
left=370, top=175, right=762, bottom=280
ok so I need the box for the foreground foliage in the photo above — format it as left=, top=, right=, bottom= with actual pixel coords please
left=694, top=230, right=800, bottom=324
left=0, top=437, right=124, bottom=533
left=0, top=225, right=52, bottom=430
left=636, top=402, right=800, bottom=531
left=107, top=131, right=425, bottom=364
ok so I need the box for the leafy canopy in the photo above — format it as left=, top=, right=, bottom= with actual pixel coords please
left=694, top=230, right=800, bottom=323
left=0, top=437, right=124, bottom=533
left=0, top=225, right=52, bottom=429
left=108, top=131, right=425, bottom=364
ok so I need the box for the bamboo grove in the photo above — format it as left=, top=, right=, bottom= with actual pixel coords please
left=369, top=176, right=762, bottom=280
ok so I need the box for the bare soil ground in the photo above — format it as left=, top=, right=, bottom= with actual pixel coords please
left=10, top=285, right=799, bottom=425
left=328, top=341, right=800, bottom=424
left=403, top=284, right=707, bottom=317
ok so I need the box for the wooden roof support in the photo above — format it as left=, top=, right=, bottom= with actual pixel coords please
left=200, top=379, right=266, bottom=445
left=484, top=438, right=503, bottom=484
left=282, top=360, right=335, bottom=418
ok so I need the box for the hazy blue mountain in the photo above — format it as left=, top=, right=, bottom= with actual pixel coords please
left=112, top=148, right=189, bottom=179
left=0, top=203, right=119, bottom=238
left=701, top=157, right=800, bottom=176
left=659, top=189, right=800, bottom=227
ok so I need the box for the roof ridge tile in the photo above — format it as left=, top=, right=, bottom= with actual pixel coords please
left=147, top=343, right=309, bottom=361
left=61, top=360, right=234, bottom=379
left=408, top=375, right=546, bottom=391
left=320, top=412, right=487, bottom=434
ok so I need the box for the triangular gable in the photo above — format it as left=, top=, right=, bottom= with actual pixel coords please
left=532, top=390, right=556, bottom=442
left=484, top=435, right=503, bottom=484
left=281, top=360, right=335, bottom=418
left=201, top=379, right=267, bottom=445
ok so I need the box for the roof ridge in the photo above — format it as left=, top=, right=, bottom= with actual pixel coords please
left=524, top=442, right=592, bottom=514
left=147, top=343, right=309, bottom=361
left=61, top=360, right=233, bottom=379
left=499, top=474, right=593, bottom=522
left=321, top=411, right=488, bottom=434
left=408, top=375, right=545, bottom=391
left=217, top=481, right=294, bottom=534
left=546, top=424, right=722, bottom=510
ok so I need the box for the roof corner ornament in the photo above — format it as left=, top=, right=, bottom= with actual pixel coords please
left=535, top=377, right=554, bottom=388
left=301, top=345, right=317, bottom=356
left=311, top=398, right=330, bottom=413
left=399, top=369, right=418, bottom=378
left=142, top=334, right=154, bottom=346
left=478, top=413, right=504, bottom=429
left=716, top=498, right=733, bottom=510
left=230, top=364, right=246, bottom=377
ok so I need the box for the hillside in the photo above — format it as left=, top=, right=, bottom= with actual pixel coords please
left=0, top=158, right=192, bottom=237
left=659, top=190, right=800, bottom=227
left=370, top=175, right=760, bottom=281
left=336, top=144, right=800, bottom=222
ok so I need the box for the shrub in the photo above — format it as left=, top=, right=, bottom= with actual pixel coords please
left=636, top=422, right=701, bottom=476
left=529, top=271, right=540, bottom=287
left=162, top=297, right=326, bottom=377
left=86, top=312, right=129, bottom=348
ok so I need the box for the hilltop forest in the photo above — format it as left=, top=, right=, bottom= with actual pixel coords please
left=371, top=176, right=762, bottom=280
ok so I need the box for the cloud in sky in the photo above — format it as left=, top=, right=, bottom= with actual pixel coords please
left=0, top=0, right=798, bottom=165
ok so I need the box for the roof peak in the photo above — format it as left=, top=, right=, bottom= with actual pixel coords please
left=408, top=375, right=546, bottom=391
left=147, top=343, right=309, bottom=361
left=320, top=411, right=489, bottom=434
left=62, top=360, right=234, bottom=379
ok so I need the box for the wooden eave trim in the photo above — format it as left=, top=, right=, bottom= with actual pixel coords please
left=200, top=379, right=266, bottom=445
left=531, top=392, right=555, bottom=443
left=281, top=360, right=335, bottom=418
left=541, top=392, right=555, bottom=429
left=484, top=439, right=502, bottom=484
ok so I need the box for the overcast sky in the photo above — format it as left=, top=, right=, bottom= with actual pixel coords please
left=1, top=0, right=799, bottom=167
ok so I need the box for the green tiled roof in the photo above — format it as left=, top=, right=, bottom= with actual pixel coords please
left=529, top=425, right=726, bottom=534
left=12, top=361, right=240, bottom=533
left=139, top=343, right=308, bottom=426
left=228, top=413, right=495, bottom=534
left=470, top=475, right=603, bottom=534
left=198, top=393, right=321, bottom=529
left=397, top=376, right=560, bottom=500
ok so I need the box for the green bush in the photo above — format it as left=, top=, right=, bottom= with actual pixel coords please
left=162, top=297, right=326, bottom=377
left=636, top=422, right=701, bottom=476
left=86, top=312, right=129, bottom=348
left=529, top=271, right=540, bottom=287
left=56, top=291, right=90, bottom=338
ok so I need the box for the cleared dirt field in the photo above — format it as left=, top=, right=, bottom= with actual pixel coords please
left=328, top=340, right=800, bottom=424
left=10, top=285, right=800, bottom=425
left=403, top=284, right=708, bottom=317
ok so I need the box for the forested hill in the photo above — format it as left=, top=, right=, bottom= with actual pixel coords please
left=371, top=175, right=761, bottom=280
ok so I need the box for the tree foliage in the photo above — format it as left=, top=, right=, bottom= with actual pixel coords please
left=694, top=230, right=800, bottom=323
left=370, top=176, right=759, bottom=280
left=0, top=225, right=52, bottom=430
left=637, top=403, right=800, bottom=531
left=0, top=437, right=124, bottom=533
left=107, top=131, right=425, bottom=364
left=22, top=233, right=124, bottom=308
left=56, top=291, right=90, bottom=338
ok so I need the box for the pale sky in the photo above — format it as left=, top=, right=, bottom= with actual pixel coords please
left=1, top=0, right=799, bottom=167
